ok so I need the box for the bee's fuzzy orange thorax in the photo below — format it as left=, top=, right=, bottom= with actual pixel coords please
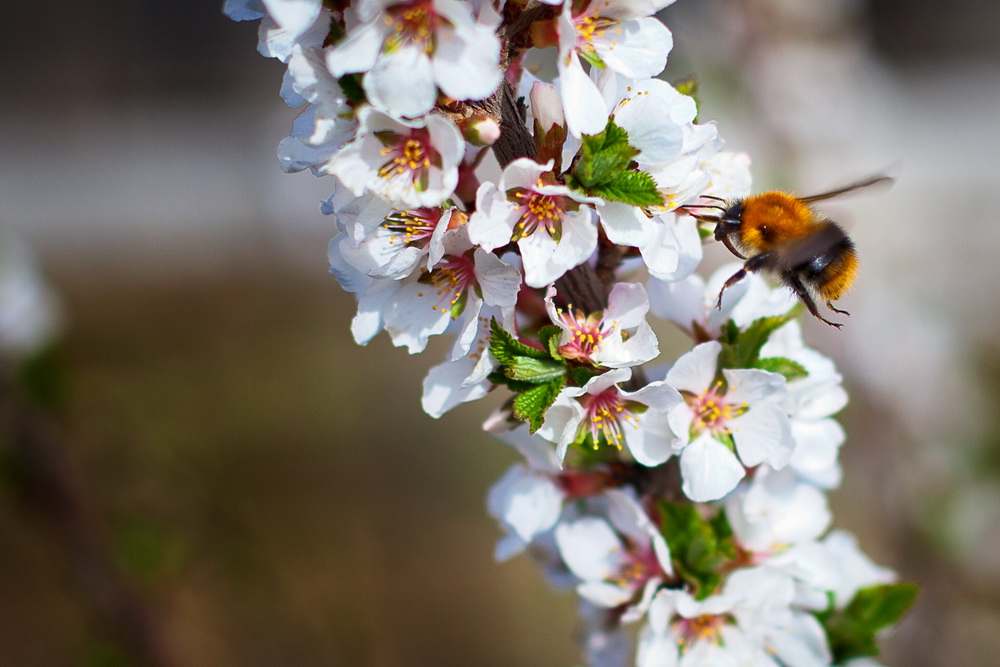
left=738, top=191, right=814, bottom=254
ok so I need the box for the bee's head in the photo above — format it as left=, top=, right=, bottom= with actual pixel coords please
left=713, top=200, right=744, bottom=241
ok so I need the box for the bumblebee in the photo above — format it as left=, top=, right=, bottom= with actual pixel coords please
left=681, top=176, right=892, bottom=328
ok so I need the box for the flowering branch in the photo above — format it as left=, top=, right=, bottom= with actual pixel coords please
left=225, top=0, right=916, bottom=663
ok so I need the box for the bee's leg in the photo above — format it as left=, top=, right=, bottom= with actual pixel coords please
left=788, top=275, right=842, bottom=328
left=826, top=301, right=850, bottom=316
left=716, top=268, right=746, bottom=310
left=715, top=253, right=774, bottom=309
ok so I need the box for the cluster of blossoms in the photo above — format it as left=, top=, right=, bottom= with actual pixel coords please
left=227, top=0, right=914, bottom=664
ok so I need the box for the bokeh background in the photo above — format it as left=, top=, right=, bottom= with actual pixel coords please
left=2, top=0, right=999, bottom=664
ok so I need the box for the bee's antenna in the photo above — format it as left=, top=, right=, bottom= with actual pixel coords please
left=699, top=194, right=725, bottom=202
left=677, top=203, right=727, bottom=214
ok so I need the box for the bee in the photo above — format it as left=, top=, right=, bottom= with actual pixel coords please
left=680, top=176, right=892, bottom=328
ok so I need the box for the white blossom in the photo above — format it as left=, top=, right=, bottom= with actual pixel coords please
left=665, top=341, right=796, bottom=501
left=468, top=158, right=600, bottom=288
left=329, top=107, right=464, bottom=208
left=545, top=282, right=659, bottom=369
left=327, top=0, right=501, bottom=118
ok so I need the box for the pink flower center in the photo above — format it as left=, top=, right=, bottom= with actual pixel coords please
left=610, top=540, right=662, bottom=590
left=385, top=2, right=439, bottom=53
left=580, top=387, right=639, bottom=450
left=674, top=613, right=728, bottom=649
left=426, top=253, right=476, bottom=315
left=508, top=188, right=568, bottom=242
left=375, top=128, right=441, bottom=192
left=384, top=208, right=442, bottom=249
left=552, top=305, right=613, bottom=363
left=574, top=6, right=622, bottom=54
left=688, top=381, right=747, bottom=438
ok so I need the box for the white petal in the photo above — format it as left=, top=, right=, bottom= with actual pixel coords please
left=433, top=23, right=501, bottom=101
left=729, top=404, right=795, bottom=469
left=262, top=0, right=322, bottom=34
left=665, top=341, right=720, bottom=394
left=789, top=419, right=844, bottom=488
left=486, top=465, right=563, bottom=543
left=365, top=45, right=437, bottom=118
left=560, top=53, right=611, bottom=137
left=679, top=434, right=745, bottom=502
left=598, top=201, right=652, bottom=247
left=625, top=408, right=676, bottom=467
left=474, top=248, right=522, bottom=307
left=421, top=356, right=490, bottom=417
left=768, top=612, right=832, bottom=667
left=593, top=17, right=671, bottom=79
left=724, top=368, right=788, bottom=406
left=383, top=282, right=451, bottom=353
left=639, top=213, right=703, bottom=281
left=556, top=517, right=626, bottom=581
left=326, top=19, right=383, bottom=75
left=647, top=273, right=706, bottom=333
left=468, top=183, right=519, bottom=252
left=613, top=79, right=684, bottom=164
left=577, top=580, right=635, bottom=608
left=606, top=281, right=650, bottom=328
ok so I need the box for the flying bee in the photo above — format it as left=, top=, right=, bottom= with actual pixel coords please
left=679, top=175, right=892, bottom=328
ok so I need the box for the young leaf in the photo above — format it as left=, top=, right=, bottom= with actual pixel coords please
left=513, top=377, right=566, bottom=432
left=538, top=325, right=565, bottom=361
left=659, top=501, right=738, bottom=599
left=717, top=313, right=794, bottom=370
left=489, top=319, right=550, bottom=365
left=818, top=582, right=919, bottom=663
left=756, top=356, right=808, bottom=381
left=572, top=118, right=638, bottom=189
left=588, top=171, right=663, bottom=207
left=506, top=356, right=567, bottom=384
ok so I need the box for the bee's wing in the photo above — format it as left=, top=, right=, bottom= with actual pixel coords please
left=777, top=222, right=850, bottom=270
left=799, top=175, right=893, bottom=203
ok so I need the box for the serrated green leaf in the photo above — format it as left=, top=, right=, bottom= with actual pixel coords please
left=717, top=314, right=794, bottom=370
left=587, top=170, right=663, bottom=207
left=489, top=319, right=550, bottom=365
left=756, top=356, right=808, bottom=381
left=569, top=365, right=602, bottom=387
left=506, top=356, right=567, bottom=384
left=572, top=118, right=638, bottom=188
left=538, top=325, right=565, bottom=361
left=513, top=377, right=566, bottom=432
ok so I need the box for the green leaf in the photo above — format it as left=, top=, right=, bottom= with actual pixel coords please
left=673, top=76, right=701, bottom=121
left=506, top=356, right=567, bottom=384
left=756, top=356, right=809, bottom=381
left=818, top=583, right=919, bottom=663
left=572, top=118, right=637, bottom=188
left=847, top=583, right=918, bottom=631
left=489, top=319, right=550, bottom=365
left=569, top=365, right=602, bottom=387
left=717, top=314, right=794, bottom=370
left=538, top=325, right=565, bottom=361
left=659, top=501, right=738, bottom=599
left=588, top=170, right=663, bottom=207
left=513, top=377, right=566, bottom=432
left=337, top=74, right=366, bottom=106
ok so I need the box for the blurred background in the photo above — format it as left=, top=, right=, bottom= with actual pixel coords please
left=1, top=0, right=998, bottom=664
